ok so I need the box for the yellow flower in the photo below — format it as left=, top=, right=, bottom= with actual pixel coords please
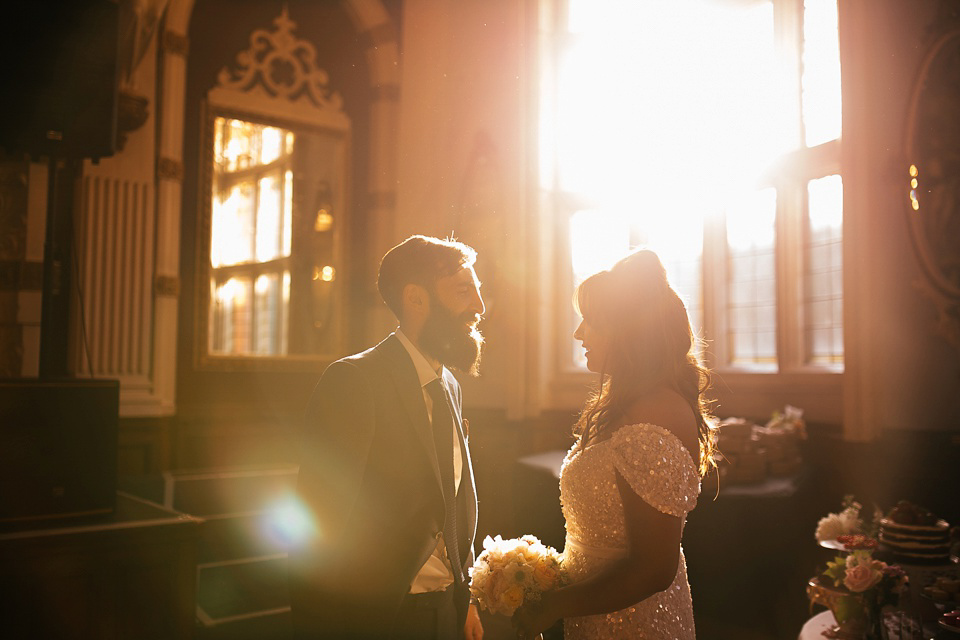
left=533, top=562, right=560, bottom=590
left=500, top=584, right=525, bottom=612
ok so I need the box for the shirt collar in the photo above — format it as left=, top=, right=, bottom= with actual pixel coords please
left=395, top=329, right=442, bottom=389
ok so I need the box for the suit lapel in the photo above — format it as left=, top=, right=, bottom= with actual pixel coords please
left=378, top=334, right=477, bottom=570
left=379, top=335, right=443, bottom=492
left=443, top=369, right=478, bottom=567
left=458, top=425, right=478, bottom=567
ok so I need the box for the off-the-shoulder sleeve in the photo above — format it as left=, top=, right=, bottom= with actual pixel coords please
left=609, top=423, right=700, bottom=517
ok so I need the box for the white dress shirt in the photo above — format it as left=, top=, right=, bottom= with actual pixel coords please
left=395, top=330, right=463, bottom=593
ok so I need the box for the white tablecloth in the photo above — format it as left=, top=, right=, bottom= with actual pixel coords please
left=799, top=610, right=836, bottom=640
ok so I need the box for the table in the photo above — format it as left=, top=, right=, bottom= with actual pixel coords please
left=0, top=491, right=202, bottom=639
left=799, top=607, right=959, bottom=640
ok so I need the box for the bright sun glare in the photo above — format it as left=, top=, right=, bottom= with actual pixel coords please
left=262, top=495, right=316, bottom=548
left=557, top=0, right=840, bottom=276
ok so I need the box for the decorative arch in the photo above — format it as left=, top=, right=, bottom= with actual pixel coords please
left=154, top=0, right=400, bottom=407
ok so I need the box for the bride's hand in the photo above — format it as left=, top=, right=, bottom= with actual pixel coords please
left=512, top=595, right=556, bottom=640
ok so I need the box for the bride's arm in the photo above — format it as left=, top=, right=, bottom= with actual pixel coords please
left=513, top=468, right=683, bottom=634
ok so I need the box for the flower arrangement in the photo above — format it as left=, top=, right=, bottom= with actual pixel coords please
left=823, top=535, right=908, bottom=597
left=763, top=404, right=808, bottom=439
left=815, top=535, right=909, bottom=638
left=815, top=495, right=882, bottom=544
left=468, top=534, right=566, bottom=616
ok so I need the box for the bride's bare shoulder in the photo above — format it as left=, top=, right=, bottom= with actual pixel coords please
left=622, top=387, right=699, bottom=456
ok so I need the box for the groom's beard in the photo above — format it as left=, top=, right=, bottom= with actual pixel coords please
left=420, top=302, right=484, bottom=377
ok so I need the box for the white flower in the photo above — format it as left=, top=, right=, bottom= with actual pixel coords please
left=816, top=513, right=846, bottom=542
left=502, top=559, right=535, bottom=586
left=816, top=506, right=863, bottom=542
left=838, top=506, right=863, bottom=534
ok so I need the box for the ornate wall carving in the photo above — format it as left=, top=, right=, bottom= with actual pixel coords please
left=216, top=7, right=343, bottom=112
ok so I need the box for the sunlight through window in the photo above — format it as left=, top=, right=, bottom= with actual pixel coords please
left=805, top=175, right=843, bottom=366
left=570, top=209, right=631, bottom=283
left=550, top=0, right=843, bottom=373
left=726, top=188, right=777, bottom=369
left=558, top=0, right=786, bottom=342
left=209, top=116, right=295, bottom=356
left=802, top=0, right=842, bottom=147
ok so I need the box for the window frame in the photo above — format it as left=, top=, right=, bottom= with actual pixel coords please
left=194, top=104, right=350, bottom=372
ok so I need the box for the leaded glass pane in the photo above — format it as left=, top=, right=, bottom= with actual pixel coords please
left=805, top=174, right=843, bottom=365
left=209, top=116, right=295, bottom=356
left=727, top=188, right=777, bottom=369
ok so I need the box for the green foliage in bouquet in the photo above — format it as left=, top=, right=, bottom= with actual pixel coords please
left=821, top=535, right=909, bottom=638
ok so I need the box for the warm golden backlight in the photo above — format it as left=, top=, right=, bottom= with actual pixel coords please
left=209, top=117, right=296, bottom=356
left=558, top=0, right=841, bottom=277
left=314, top=209, right=334, bottom=232
left=313, top=266, right=336, bottom=282
left=909, top=165, right=920, bottom=211
left=212, top=118, right=295, bottom=268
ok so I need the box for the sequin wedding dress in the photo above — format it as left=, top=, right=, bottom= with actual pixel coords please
left=559, top=423, right=701, bottom=639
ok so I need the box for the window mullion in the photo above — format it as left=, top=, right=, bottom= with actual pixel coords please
left=703, top=212, right=728, bottom=369
left=776, top=182, right=805, bottom=372
left=775, top=0, right=804, bottom=149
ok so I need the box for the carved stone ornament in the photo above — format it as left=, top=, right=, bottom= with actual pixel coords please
left=161, top=29, right=188, bottom=57
left=154, top=274, right=180, bottom=297
left=157, top=157, right=183, bottom=182
left=215, top=7, right=344, bottom=115
left=116, top=89, right=150, bottom=150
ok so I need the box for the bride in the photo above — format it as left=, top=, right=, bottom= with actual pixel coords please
left=514, top=249, right=716, bottom=640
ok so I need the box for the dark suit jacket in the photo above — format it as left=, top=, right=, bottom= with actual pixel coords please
left=290, top=334, right=478, bottom=639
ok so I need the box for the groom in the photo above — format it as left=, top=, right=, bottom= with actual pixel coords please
left=290, top=235, right=486, bottom=640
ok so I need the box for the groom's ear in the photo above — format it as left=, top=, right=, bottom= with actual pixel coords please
left=401, top=283, right=430, bottom=320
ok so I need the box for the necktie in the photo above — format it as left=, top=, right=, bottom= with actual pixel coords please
left=426, top=378, right=463, bottom=584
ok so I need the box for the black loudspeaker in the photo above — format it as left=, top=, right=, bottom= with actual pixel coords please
left=0, top=1, right=119, bottom=159
left=0, top=379, right=119, bottom=522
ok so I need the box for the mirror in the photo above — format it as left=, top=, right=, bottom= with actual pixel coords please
left=197, top=110, right=347, bottom=369
left=904, top=26, right=960, bottom=351
left=194, top=7, right=351, bottom=370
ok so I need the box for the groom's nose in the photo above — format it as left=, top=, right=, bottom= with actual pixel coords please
left=469, top=287, right=485, bottom=317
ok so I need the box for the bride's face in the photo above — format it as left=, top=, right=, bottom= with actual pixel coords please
left=574, top=317, right=610, bottom=373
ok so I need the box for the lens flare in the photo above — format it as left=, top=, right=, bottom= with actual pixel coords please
left=261, top=496, right=316, bottom=549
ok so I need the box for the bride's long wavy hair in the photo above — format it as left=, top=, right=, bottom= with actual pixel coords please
left=573, top=249, right=717, bottom=476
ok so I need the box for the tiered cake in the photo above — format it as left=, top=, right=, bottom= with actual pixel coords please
left=879, top=501, right=952, bottom=564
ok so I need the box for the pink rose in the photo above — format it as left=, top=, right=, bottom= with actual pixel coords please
left=844, top=563, right=882, bottom=592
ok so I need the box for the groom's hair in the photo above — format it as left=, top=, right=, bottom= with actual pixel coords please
left=377, top=235, right=477, bottom=320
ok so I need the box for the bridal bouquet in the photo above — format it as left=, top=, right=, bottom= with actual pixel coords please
left=468, top=535, right=566, bottom=616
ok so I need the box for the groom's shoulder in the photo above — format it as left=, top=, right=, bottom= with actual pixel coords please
left=326, top=334, right=399, bottom=373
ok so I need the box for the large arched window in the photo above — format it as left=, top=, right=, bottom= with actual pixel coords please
left=541, top=0, right=843, bottom=418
